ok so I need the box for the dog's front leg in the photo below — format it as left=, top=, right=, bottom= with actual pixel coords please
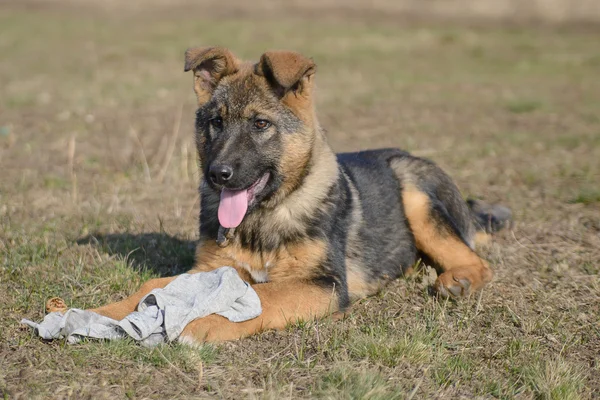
left=89, top=276, right=177, bottom=320
left=179, top=281, right=338, bottom=343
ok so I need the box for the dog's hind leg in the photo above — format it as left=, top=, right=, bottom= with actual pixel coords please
left=390, top=156, right=495, bottom=297
left=401, top=187, right=493, bottom=297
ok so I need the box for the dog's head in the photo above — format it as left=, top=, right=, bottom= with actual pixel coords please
left=185, top=47, right=319, bottom=229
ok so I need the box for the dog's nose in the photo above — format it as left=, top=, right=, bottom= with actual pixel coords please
left=209, top=164, right=233, bottom=185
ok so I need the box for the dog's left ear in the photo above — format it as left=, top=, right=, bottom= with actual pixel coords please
left=184, top=46, right=239, bottom=106
left=255, top=51, right=316, bottom=99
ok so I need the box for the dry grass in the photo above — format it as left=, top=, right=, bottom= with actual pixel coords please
left=1, top=1, right=599, bottom=399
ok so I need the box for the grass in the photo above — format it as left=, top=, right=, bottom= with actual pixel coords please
left=1, top=1, right=600, bottom=399
left=521, top=358, right=585, bottom=400
left=569, top=188, right=600, bottom=205
left=505, top=99, right=543, bottom=114
left=316, top=367, right=404, bottom=400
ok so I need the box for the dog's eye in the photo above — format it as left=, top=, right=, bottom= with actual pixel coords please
left=254, top=119, right=271, bottom=131
left=210, top=117, right=223, bottom=129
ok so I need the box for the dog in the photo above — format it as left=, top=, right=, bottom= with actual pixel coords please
left=87, top=47, right=510, bottom=343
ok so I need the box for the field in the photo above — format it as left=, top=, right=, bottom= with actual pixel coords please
left=1, top=1, right=599, bottom=398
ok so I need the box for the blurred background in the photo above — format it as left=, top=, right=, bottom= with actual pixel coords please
left=1, top=1, right=599, bottom=398
left=2, top=0, right=599, bottom=223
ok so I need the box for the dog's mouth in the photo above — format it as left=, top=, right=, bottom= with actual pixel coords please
left=218, top=172, right=270, bottom=229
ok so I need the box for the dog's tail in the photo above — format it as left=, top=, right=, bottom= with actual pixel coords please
left=466, top=199, right=512, bottom=247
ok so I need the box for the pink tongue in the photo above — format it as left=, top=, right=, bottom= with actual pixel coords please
left=218, top=189, right=249, bottom=228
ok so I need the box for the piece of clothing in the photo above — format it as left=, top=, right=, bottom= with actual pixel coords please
left=21, top=267, right=262, bottom=347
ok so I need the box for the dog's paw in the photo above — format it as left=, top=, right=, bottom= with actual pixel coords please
left=46, top=297, right=68, bottom=313
left=433, top=266, right=493, bottom=298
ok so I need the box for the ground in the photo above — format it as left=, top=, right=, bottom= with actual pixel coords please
left=1, top=2, right=599, bottom=399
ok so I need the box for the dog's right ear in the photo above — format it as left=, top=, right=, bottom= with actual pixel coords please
left=184, top=47, right=239, bottom=106
left=255, top=51, right=316, bottom=99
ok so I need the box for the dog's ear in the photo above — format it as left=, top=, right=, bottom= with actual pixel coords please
left=255, top=51, right=316, bottom=99
left=184, top=47, right=239, bottom=105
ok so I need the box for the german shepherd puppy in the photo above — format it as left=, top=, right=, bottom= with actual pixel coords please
left=87, top=47, right=510, bottom=343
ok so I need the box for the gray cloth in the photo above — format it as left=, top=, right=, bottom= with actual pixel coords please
left=21, top=267, right=262, bottom=347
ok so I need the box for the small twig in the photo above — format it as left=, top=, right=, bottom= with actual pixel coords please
left=407, top=367, right=428, bottom=400
left=505, top=304, right=522, bottom=327
left=104, top=123, right=123, bottom=170
left=68, top=134, right=77, bottom=203
left=197, top=359, right=204, bottom=386
left=157, top=103, right=183, bottom=183
left=474, top=288, right=484, bottom=316
left=181, top=142, right=190, bottom=182
left=129, top=126, right=152, bottom=183
left=185, top=194, right=200, bottom=222
left=262, top=343, right=293, bottom=362
left=510, top=230, right=528, bottom=249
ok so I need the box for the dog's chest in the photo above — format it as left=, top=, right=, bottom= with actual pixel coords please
left=237, top=261, right=271, bottom=283
left=246, top=267, right=269, bottom=283
left=224, top=247, right=272, bottom=283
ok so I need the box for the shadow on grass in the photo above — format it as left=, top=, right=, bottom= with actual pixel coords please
left=77, top=233, right=196, bottom=277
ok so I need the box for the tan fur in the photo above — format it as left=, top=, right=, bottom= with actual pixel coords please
left=278, top=132, right=314, bottom=196
left=193, top=237, right=327, bottom=284
left=258, top=51, right=320, bottom=197
left=277, top=131, right=314, bottom=197
left=184, top=46, right=240, bottom=106
left=474, top=231, right=492, bottom=247
left=249, top=132, right=339, bottom=232
left=256, top=51, right=316, bottom=91
left=401, top=185, right=493, bottom=297
left=346, top=268, right=380, bottom=301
